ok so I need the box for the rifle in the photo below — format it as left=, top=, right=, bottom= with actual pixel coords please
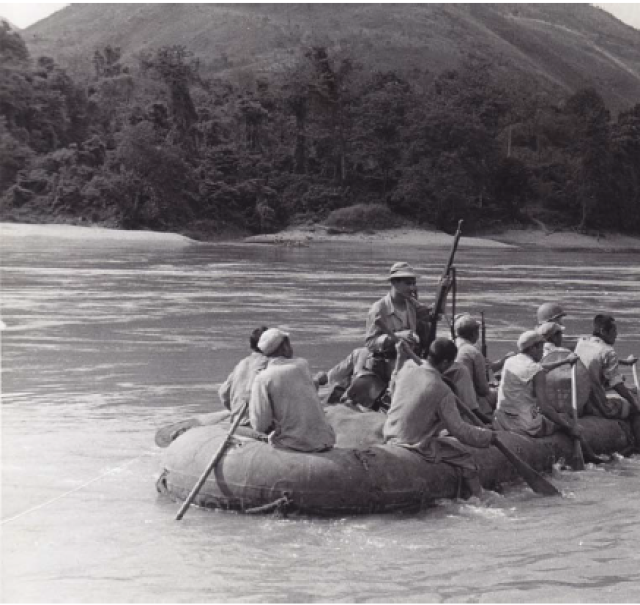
left=421, top=220, right=463, bottom=356
left=481, top=311, right=490, bottom=380
left=449, top=267, right=457, bottom=340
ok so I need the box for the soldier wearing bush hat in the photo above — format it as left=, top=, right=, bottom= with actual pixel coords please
left=365, top=261, right=432, bottom=362
left=357, top=262, right=435, bottom=401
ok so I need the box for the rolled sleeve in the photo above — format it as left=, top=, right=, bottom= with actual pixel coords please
left=327, top=353, right=356, bottom=387
left=602, top=349, right=624, bottom=387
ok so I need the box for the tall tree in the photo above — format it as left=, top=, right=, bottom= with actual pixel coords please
left=565, top=88, right=612, bottom=232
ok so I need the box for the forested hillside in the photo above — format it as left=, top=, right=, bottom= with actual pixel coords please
left=23, top=4, right=640, bottom=111
left=1, top=8, right=639, bottom=237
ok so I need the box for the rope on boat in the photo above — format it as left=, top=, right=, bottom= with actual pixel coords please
left=1, top=450, right=157, bottom=526
left=245, top=493, right=293, bottom=516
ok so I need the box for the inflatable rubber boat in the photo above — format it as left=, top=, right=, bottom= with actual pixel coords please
left=156, top=404, right=634, bottom=516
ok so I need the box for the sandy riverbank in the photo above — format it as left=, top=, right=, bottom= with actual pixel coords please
left=244, top=225, right=640, bottom=251
left=491, top=228, right=640, bottom=251
left=0, top=222, right=194, bottom=246
left=244, top=226, right=512, bottom=248
left=2, top=221, right=640, bottom=251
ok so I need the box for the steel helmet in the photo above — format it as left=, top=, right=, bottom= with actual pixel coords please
left=536, top=302, right=567, bottom=325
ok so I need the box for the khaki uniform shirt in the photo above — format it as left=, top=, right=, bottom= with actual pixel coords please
left=494, top=353, right=545, bottom=435
left=365, top=293, right=430, bottom=353
left=218, top=351, right=268, bottom=424
left=327, top=347, right=370, bottom=388
left=249, top=357, right=336, bottom=452
left=384, top=361, right=492, bottom=458
left=455, top=337, right=491, bottom=398
left=575, top=335, right=625, bottom=415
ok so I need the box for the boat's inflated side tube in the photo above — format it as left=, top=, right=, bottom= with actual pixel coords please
left=158, top=405, right=632, bottom=516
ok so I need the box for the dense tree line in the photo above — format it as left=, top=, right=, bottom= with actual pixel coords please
left=1, top=21, right=639, bottom=235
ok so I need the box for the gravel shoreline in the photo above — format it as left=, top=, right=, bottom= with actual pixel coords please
left=244, top=225, right=640, bottom=251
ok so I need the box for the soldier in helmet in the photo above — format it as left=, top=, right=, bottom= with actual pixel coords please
left=536, top=302, right=567, bottom=326
left=536, top=302, right=578, bottom=350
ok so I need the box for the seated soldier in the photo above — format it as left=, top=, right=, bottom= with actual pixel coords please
left=575, top=315, right=640, bottom=435
left=454, top=313, right=513, bottom=418
left=536, top=302, right=579, bottom=350
left=538, top=321, right=571, bottom=356
left=218, top=326, right=269, bottom=424
left=539, top=320, right=588, bottom=417
left=384, top=338, right=499, bottom=499
left=392, top=334, right=489, bottom=425
left=324, top=333, right=480, bottom=418
left=494, top=330, right=607, bottom=462
left=536, top=303, right=567, bottom=327
left=319, top=345, right=387, bottom=410
left=249, top=328, right=336, bottom=452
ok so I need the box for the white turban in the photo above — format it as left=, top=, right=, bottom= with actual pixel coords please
left=257, top=328, right=290, bottom=356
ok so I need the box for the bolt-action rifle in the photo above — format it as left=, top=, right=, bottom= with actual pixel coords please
left=481, top=311, right=490, bottom=380
left=421, top=220, right=463, bottom=357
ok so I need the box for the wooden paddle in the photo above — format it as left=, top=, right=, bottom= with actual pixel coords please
left=570, top=362, right=585, bottom=471
left=454, top=394, right=561, bottom=496
left=632, top=361, right=639, bottom=392
left=175, top=402, right=248, bottom=520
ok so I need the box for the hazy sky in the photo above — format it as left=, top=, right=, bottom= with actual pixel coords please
left=0, top=2, right=639, bottom=30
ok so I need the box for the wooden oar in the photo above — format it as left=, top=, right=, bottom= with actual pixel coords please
left=632, top=361, right=639, bottom=393
left=454, top=394, right=561, bottom=496
left=570, top=362, right=585, bottom=471
left=175, top=402, right=248, bottom=520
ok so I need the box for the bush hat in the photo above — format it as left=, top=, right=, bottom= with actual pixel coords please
left=517, top=330, right=545, bottom=352
left=258, top=328, right=290, bottom=356
left=537, top=321, right=565, bottom=339
left=388, top=262, right=418, bottom=280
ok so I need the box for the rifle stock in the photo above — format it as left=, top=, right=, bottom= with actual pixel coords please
left=422, top=220, right=463, bottom=355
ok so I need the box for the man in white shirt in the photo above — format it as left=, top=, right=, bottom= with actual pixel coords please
left=575, top=314, right=639, bottom=422
left=494, top=330, right=580, bottom=438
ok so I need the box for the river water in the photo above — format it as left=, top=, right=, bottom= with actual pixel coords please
left=2, top=229, right=639, bottom=602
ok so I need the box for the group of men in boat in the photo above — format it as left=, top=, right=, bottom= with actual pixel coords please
left=218, top=261, right=640, bottom=498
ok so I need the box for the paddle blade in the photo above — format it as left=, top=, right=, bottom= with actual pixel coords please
left=155, top=419, right=201, bottom=448
left=494, top=438, right=561, bottom=497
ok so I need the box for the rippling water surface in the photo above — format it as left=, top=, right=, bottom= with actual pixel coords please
left=2, top=231, right=639, bottom=602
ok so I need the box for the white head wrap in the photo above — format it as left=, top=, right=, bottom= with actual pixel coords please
left=257, top=328, right=290, bottom=356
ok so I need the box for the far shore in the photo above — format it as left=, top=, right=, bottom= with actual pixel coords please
left=244, top=224, right=640, bottom=251
left=2, top=221, right=640, bottom=251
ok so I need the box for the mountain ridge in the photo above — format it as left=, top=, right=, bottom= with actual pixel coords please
left=22, top=3, right=640, bottom=111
